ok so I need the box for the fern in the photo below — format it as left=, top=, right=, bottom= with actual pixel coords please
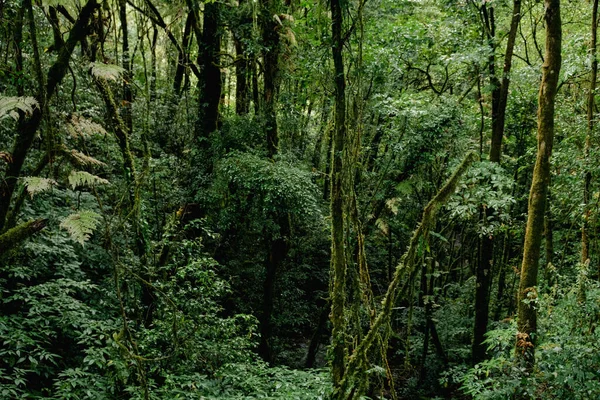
left=65, top=148, right=106, bottom=167
left=68, top=171, right=109, bottom=190
left=0, top=96, right=39, bottom=121
left=89, top=62, right=126, bottom=82
left=60, top=210, right=101, bottom=245
left=22, top=177, right=57, bottom=198
left=67, top=115, right=107, bottom=138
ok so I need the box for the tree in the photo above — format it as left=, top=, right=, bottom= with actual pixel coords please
left=329, top=0, right=347, bottom=392
left=581, top=0, right=598, bottom=272
left=472, top=0, right=522, bottom=364
left=515, top=0, right=561, bottom=368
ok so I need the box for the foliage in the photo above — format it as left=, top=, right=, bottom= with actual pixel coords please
left=68, top=171, right=109, bottom=190
left=0, top=96, right=38, bottom=121
left=22, top=177, right=57, bottom=198
left=1, top=0, right=600, bottom=397
left=460, top=283, right=600, bottom=399
left=60, top=210, right=102, bottom=244
left=89, top=62, right=126, bottom=82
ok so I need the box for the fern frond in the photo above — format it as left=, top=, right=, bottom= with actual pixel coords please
left=22, top=177, right=57, bottom=198
left=60, top=210, right=101, bottom=245
left=65, top=148, right=106, bottom=167
left=0, top=152, right=12, bottom=163
left=68, top=171, right=109, bottom=190
left=89, top=62, right=126, bottom=82
left=0, top=96, right=39, bottom=121
left=67, top=115, right=108, bottom=138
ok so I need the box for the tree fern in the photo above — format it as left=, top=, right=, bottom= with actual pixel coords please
left=21, top=177, right=57, bottom=198
left=66, top=115, right=107, bottom=138
left=68, top=171, right=109, bottom=190
left=89, top=62, right=126, bottom=82
left=0, top=96, right=39, bottom=121
left=65, top=148, right=106, bottom=167
left=60, top=210, right=101, bottom=245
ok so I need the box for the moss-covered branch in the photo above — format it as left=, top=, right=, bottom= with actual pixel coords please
left=338, top=151, right=476, bottom=399
left=0, top=219, right=47, bottom=256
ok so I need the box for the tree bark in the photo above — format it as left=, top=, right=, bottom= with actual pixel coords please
left=516, top=0, right=561, bottom=368
left=489, top=0, right=522, bottom=163
left=233, top=0, right=251, bottom=115
left=258, top=219, right=290, bottom=364
left=472, top=0, right=522, bottom=364
left=196, top=2, right=222, bottom=141
left=261, top=0, right=281, bottom=157
left=174, top=12, right=193, bottom=97
left=329, top=0, right=347, bottom=393
left=582, top=0, right=598, bottom=271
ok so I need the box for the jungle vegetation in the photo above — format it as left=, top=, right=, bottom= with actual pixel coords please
left=0, top=0, right=599, bottom=397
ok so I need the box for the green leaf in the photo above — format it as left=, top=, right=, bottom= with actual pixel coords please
left=60, top=210, right=101, bottom=245
left=89, top=62, right=126, bottom=81
left=0, top=96, right=39, bottom=121
left=21, top=177, right=57, bottom=198
left=68, top=171, right=109, bottom=190
left=66, top=115, right=108, bottom=138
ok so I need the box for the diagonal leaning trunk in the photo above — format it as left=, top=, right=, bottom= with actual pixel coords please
left=515, top=0, right=561, bottom=369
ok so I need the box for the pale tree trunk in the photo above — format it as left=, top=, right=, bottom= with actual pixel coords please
left=516, top=0, right=561, bottom=368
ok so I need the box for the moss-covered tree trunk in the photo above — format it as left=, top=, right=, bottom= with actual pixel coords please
left=329, top=0, right=347, bottom=393
left=516, top=0, right=561, bottom=368
left=118, top=0, right=132, bottom=134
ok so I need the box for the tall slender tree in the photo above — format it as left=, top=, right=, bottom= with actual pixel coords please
left=260, top=0, right=282, bottom=157
left=516, top=0, right=561, bottom=368
left=329, top=0, right=347, bottom=393
left=581, top=0, right=598, bottom=272
left=472, top=0, right=522, bottom=364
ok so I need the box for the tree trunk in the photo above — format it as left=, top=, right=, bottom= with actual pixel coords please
left=516, top=0, right=561, bottom=368
left=472, top=0, right=522, bottom=364
left=544, top=188, right=555, bottom=287
left=489, top=0, right=522, bottom=163
left=196, top=2, right=221, bottom=141
left=582, top=0, right=598, bottom=271
left=174, top=12, right=193, bottom=97
left=234, top=0, right=251, bottom=115
left=329, top=0, right=347, bottom=393
left=305, top=302, right=330, bottom=368
left=472, top=222, right=493, bottom=364
left=149, top=25, right=158, bottom=101
left=119, top=0, right=133, bottom=134
left=261, top=0, right=281, bottom=157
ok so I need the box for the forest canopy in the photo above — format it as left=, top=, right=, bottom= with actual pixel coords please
left=0, top=0, right=599, bottom=398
